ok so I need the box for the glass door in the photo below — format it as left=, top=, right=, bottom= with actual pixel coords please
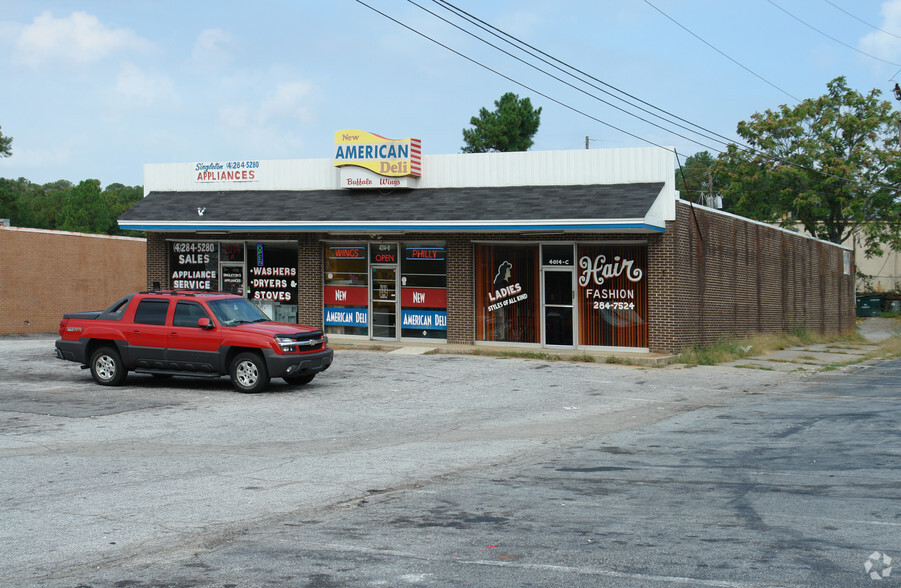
left=543, top=269, right=574, bottom=346
left=220, top=264, right=244, bottom=296
left=371, top=266, right=398, bottom=340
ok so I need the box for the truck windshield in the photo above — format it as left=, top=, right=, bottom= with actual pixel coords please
left=207, top=298, right=271, bottom=327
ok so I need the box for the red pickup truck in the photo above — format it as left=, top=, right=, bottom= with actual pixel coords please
left=55, top=290, right=333, bottom=393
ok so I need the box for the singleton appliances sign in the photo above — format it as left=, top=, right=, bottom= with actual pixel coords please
left=334, top=129, right=421, bottom=189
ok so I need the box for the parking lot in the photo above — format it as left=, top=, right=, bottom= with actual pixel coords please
left=1, top=335, right=899, bottom=586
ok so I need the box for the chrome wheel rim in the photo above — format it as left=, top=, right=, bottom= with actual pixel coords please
left=236, top=360, right=259, bottom=387
left=95, top=355, right=116, bottom=381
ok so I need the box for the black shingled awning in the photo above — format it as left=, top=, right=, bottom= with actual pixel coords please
left=118, top=182, right=666, bottom=233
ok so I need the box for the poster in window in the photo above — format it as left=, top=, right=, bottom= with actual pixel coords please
left=475, top=244, right=539, bottom=343
left=401, top=243, right=447, bottom=339
left=169, top=241, right=218, bottom=290
left=247, top=242, right=297, bottom=302
left=577, top=244, right=648, bottom=347
left=324, top=244, right=369, bottom=336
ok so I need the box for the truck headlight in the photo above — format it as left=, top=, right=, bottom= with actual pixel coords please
left=275, top=336, right=297, bottom=352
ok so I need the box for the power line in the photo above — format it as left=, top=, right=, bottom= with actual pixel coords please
left=642, top=0, right=801, bottom=102
left=354, top=1, right=900, bottom=194
left=767, top=0, right=901, bottom=68
left=352, top=0, right=678, bottom=153
left=429, top=0, right=752, bottom=153
left=409, top=0, right=731, bottom=153
left=429, top=1, right=899, bottom=191
left=823, top=0, right=901, bottom=40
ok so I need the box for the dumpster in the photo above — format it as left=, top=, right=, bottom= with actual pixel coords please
left=856, top=294, right=884, bottom=317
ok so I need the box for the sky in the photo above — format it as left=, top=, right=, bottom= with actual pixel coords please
left=3, top=0, right=901, bottom=188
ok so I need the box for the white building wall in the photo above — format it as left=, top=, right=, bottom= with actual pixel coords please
left=144, top=147, right=678, bottom=222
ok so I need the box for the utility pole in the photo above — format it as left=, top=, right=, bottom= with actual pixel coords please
left=893, top=84, right=901, bottom=141
left=585, top=136, right=589, bottom=150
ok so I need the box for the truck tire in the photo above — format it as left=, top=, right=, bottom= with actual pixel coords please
left=284, top=373, right=315, bottom=386
left=230, top=352, right=269, bottom=393
left=90, top=346, right=127, bottom=386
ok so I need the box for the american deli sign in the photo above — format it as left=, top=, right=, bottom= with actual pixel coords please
left=334, top=129, right=421, bottom=189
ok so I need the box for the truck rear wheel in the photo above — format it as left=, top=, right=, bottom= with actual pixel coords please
left=230, top=352, right=269, bottom=393
left=90, top=346, right=127, bottom=386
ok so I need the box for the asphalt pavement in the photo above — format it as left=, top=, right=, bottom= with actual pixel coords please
left=0, top=322, right=898, bottom=587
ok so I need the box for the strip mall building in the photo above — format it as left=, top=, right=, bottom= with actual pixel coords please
left=119, top=131, right=856, bottom=354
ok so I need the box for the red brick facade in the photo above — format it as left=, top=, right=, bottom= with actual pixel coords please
left=0, top=227, right=146, bottom=334
left=144, top=202, right=854, bottom=354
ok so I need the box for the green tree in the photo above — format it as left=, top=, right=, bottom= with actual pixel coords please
left=102, top=182, right=144, bottom=235
left=675, top=151, right=728, bottom=207
left=715, top=76, right=901, bottom=257
left=0, top=125, right=12, bottom=158
left=36, top=180, right=74, bottom=230
left=462, top=92, right=542, bottom=153
left=0, top=178, right=25, bottom=220
left=59, top=179, right=109, bottom=233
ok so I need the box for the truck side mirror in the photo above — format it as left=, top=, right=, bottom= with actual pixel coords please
left=197, top=318, right=214, bottom=329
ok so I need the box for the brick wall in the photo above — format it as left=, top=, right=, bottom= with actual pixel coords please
left=0, top=227, right=146, bottom=334
left=648, top=202, right=855, bottom=352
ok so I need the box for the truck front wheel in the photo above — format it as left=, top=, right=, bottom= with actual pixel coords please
left=90, top=346, right=127, bottom=386
left=230, top=352, right=269, bottom=393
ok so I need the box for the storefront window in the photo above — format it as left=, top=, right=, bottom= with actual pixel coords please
left=401, top=243, right=447, bottom=340
left=324, top=244, right=369, bottom=336
left=247, top=241, right=298, bottom=323
left=475, top=244, right=539, bottom=343
left=577, top=244, right=648, bottom=348
left=169, top=241, right=218, bottom=290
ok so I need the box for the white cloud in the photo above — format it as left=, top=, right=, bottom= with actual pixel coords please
left=0, top=144, right=71, bottom=173
left=220, top=80, right=314, bottom=129
left=192, top=28, right=236, bottom=66
left=860, top=1, right=901, bottom=64
left=115, top=63, right=178, bottom=109
left=260, top=81, right=315, bottom=124
left=497, top=10, right=541, bottom=37
left=13, top=10, right=150, bottom=68
left=216, top=80, right=316, bottom=152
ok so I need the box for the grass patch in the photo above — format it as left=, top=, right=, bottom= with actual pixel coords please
left=675, top=330, right=855, bottom=367
left=733, top=363, right=774, bottom=370
left=473, top=349, right=558, bottom=361
left=873, top=333, right=901, bottom=360
left=605, top=355, right=633, bottom=365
